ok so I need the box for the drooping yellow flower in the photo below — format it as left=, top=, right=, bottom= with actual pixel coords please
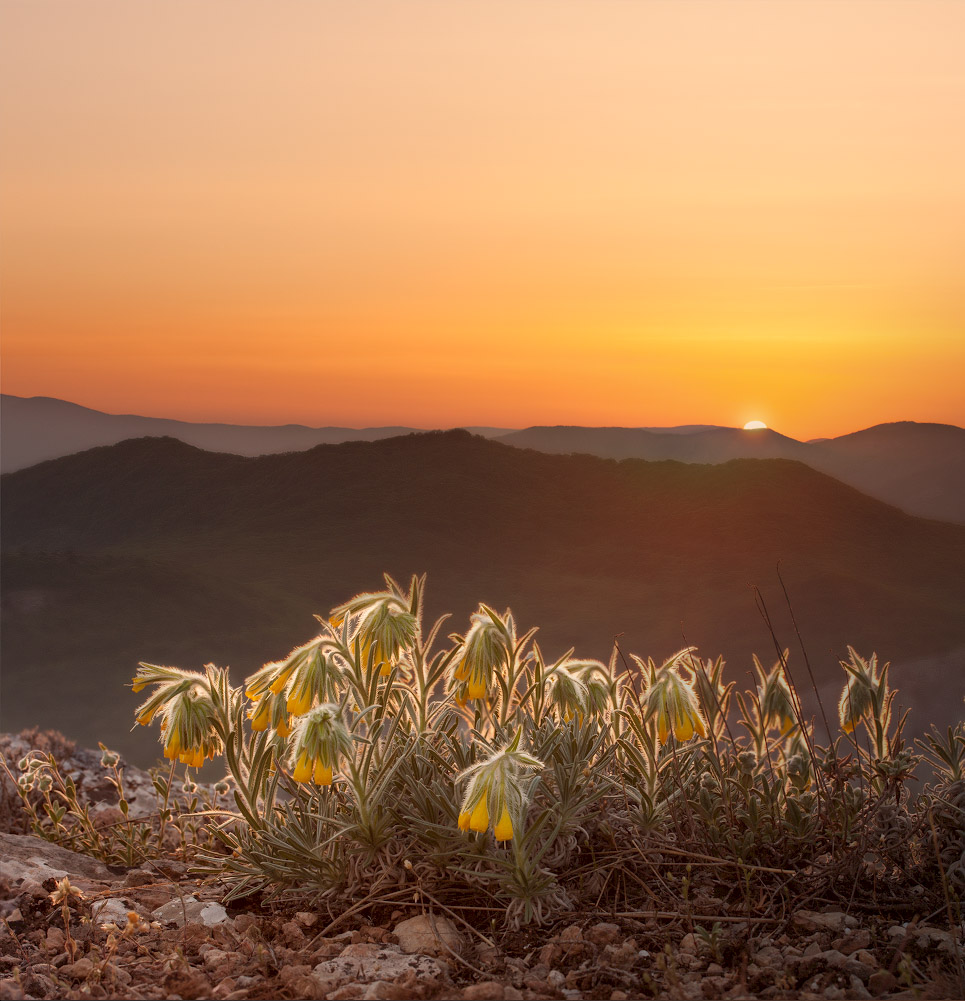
left=135, top=703, right=160, bottom=726
left=248, top=697, right=272, bottom=732
left=286, top=685, right=313, bottom=716
left=468, top=795, right=489, bottom=832
left=163, top=728, right=181, bottom=761
left=292, top=752, right=313, bottom=783
left=493, top=807, right=513, bottom=842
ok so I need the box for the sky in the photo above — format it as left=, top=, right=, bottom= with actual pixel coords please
left=1, top=0, right=963, bottom=439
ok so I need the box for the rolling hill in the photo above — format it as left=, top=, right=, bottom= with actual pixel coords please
left=496, top=422, right=965, bottom=523
left=2, top=431, right=964, bottom=763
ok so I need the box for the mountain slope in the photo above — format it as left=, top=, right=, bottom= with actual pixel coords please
left=3, top=431, right=964, bottom=762
left=497, top=422, right=965, bottom=523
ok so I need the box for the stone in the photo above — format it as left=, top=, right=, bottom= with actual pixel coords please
left=151, top=895, right=229, bottom=927
left=62, top=957, right=94, bottom=980
left=91, top=896, right=134, bottom=926
left=834, top=929, right=872, bottom=955
left=754, top=945, right=784, bottom=969
left=45, top=926, right=65, bottom=951
left=821, top=949, right=873, bottom=981
left=914, top=925, right=959, bottom=956
left=393, top=913, right=464, bottom=957
left=461, top=983, right=506, bottom=1000
left=0, top=832, right=117, bottom=883
left=313, top=944, right=448, bottom=994
left=586, top=922, right=621, bottom=947
left=203, top=948, right=230, bottom=969
left=793, top=910, right=856, bottom=933
left=679, top=932, right=698, bottom=955
left=868, top=970, right=898, bottom=993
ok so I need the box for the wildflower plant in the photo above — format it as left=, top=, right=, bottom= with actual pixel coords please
left=11, top=570, right=947, bottom=933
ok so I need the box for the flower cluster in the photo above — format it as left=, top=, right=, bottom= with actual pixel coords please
left=132, top=664, right=222, bottom=767
left=331, top=589, right=417, bottom=677
left=838, top=647, right=894, bottom=753
left=245, top=636, right=335, bottom=721
left=289, top=703, right=354, bottom=785
left=639, top=650, right=707, bottom=744
left=753, top=652, right=797, bottom=736
left=457, top=730, right=543, bottom=841
left=449, top=606, right=515, bottom=705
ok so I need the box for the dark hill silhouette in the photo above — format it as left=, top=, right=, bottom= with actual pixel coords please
left=497, top=422, right=965, bottom=523
left=3, top=431, right=964, bottom=763
left=0, top=393, right=510, bottom=472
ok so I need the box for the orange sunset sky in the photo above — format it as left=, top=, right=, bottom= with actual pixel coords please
left=1, top=1, right=963, bottom=440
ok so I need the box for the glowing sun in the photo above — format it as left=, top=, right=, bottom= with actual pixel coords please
left=743, top=420, right=768, bottom=430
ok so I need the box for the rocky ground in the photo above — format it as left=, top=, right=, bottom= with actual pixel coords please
left=1, top=732, right=962, bottom=1001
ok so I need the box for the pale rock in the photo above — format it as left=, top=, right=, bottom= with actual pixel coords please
left=848, top=974, right=872, bottom=999
left=834, top=928, right=872, bottom=955
left=0, top=832, right=117, bottom=883
left=203, top=948, right=230, bottom=970
left=91, top=896, right=134, bottom=926
left=794, top=910, right=856, bottom=933
left=461, top=983, right=505, bottom=1000
left=313, top=943, right=448, bottom=993
left=753, top=945, right=783, bottom=969
left=151, top=894, right=229, bottom=927
left=586, top=922, right=621, bottom=947
left=546, top=969, right=566, bottom=988
left=914, top=925, right=959, bottom=956
left=679, top=932, right=698, bottom=955
left=821, top=949, right=873, bottom=981
left=393, top=912, right=464, bottom=957
left=62, top=957, right=94, bottom=980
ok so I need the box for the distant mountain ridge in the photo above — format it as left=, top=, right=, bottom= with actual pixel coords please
left=496, top=422, right=965, bottom=524
left=2, top=430, right=964, bottom=762
left=0, top=394, right=511, bottom=472
left=3, top=394, right=963, bottom=522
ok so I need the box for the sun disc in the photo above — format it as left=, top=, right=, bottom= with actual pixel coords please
left=743, top=420, right=767, bottom=430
